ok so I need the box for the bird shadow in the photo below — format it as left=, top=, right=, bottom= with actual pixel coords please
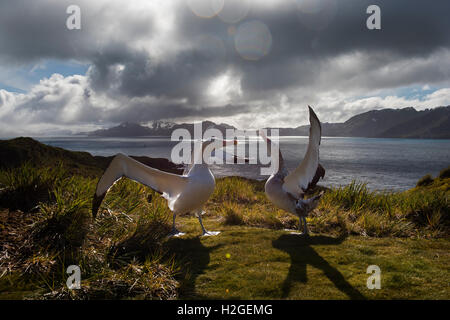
left=163, top=237, right=222, bottom=299
left=272, top=234, right=365, bottom=300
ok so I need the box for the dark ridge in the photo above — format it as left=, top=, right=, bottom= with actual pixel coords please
left=0, top=137, right=183, bottom=176
left=277, top=106, right=450, bottom=139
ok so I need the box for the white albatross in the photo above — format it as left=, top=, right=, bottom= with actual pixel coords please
left=92, top=139, right=237, bottom=237
left=260, top=106, right=325, bottom=235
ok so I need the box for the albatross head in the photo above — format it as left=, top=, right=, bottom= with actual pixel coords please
left=201, top=137, right=237, bottom=150
left=189, top=138, right=238, bottom=165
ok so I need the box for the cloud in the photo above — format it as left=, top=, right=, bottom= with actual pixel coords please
left=0, top=0, right=450, bottom=135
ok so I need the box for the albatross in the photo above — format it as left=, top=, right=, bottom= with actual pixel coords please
left=260, top=106, right=325, bottom=235
left=92, top=139, right=237, bottom=237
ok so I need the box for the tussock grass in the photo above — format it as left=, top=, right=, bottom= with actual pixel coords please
left=417, top=174, right=434, bottom=187
left=211, top=176, right=264, bottom=204
left=321, top=181, right=395, bottom=213
left=210, top=177, right=297, bottom=230
left=439, top=166, right=450, bottom=179
left=0, top=165, right=179, bottom=300
left=314, top=179, right=449, bottom=237
left=31, top=175, right=95, bottom=251
left=36, top=256, right=179, bottom=300
left=1, top=162, right=449, bottom=299
left=211, top=176, right=448, bottom=238
left=0, top=162, right=67, bottom=211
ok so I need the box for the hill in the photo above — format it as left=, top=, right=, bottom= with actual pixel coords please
left=379, top=107, right=450, bottom=139
left=286, top=106, right=450, bottom=138
left=0, top=137, right=183, bottom=176
left=80, top=120, right=236, bottom=137
left=78, top=106, right=450, bottom=139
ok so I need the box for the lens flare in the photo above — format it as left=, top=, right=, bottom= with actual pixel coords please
left=218, top=0, right=250, bottom=24
left=187, top=0, right=224, bottom=18
left=234, top=20, right=272, bottom=61
left=295, top=0, right=326, bottom=14
left=295, top=0, right=337, bottom=31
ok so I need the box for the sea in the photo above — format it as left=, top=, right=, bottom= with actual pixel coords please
left=35, top=136, right=450, bottom=192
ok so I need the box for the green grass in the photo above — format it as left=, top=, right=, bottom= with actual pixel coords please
left=417, top=174, right=434, bottom=187
left=208, top=174, right=449, bottom=238
left=0, top=162, right=68, bottom=211
left=439, top=167, right=450, bottom=179
left=0, top=159, right=449, bottom=300
left=312, top=179, right=449, bottom=238
left=0, top=164, right=179, bottom=300
left=165, top=216, right=450, bottom=299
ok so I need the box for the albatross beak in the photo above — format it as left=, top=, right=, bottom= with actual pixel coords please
left=222, top=139, right=238, bottom=147
left=220, top=139, right=250, bottom=163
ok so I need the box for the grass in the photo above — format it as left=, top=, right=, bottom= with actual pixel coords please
left=208, top=172, right=449, bottom=238
left=0, top=137, right=109, bottom=177
left=0, top=163, right=179, bottom=300
left=417, top=174, right=434, bottom=187
left=166, top=217, right=449, bottom=299
left=0, top=162, right=68, bottom=211
left=209, top=178, right=298, bottom=230
left=312, top=179, right=449, bottom=238
left=0, top=157, right=448, bottom=299
left=439, top=166, right=450, bottom=179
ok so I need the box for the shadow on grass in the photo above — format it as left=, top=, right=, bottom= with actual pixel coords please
left=272, top=234, right=365, bottom=300
left=164, top=237, right=222, bottom=299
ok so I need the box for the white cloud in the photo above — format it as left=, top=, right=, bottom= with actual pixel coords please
left=0, top=0, right=450, bottom=135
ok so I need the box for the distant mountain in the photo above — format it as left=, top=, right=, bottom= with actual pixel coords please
left=79, top=122, right=154, bottom=137
left=79, top=106, right=450, bottom=139
left=378, top=107, right=450, bottom=139
left=79, top=121, right=236, bottom=137
left=276, top=106, right=450, bottom=139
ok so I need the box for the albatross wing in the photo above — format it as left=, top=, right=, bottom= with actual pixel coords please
left=282, top=106, right=322, bottom=198
left=258, top=129, right=286, bottom=176
left=92, top=153, right=188, bottom=217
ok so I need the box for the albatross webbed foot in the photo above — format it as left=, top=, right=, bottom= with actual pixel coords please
left=288, top=230, right=309, bottom=237
left=201, top=231, right=221, bottom=237
left=197, top=210, right=221, bottom=237
left=168, top=227, right=185, bottom=238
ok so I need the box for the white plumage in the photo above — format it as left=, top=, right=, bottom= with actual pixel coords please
left=261, top=106, right=325, bottom=235
left=92, top=139, right=237, bottom=237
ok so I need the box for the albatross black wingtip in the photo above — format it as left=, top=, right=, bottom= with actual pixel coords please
left=308, top=105, right=319, bottom=121
left=307, top=105, right=322, bottom=140
left=92, top=192, right=106, bottom=218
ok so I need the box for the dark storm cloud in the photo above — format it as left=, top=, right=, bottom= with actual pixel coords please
left=157, top=0, right=450, bottom=100
left=0, top=0, right=450, bottom=134
left=87, top=44, right=228, bottom=103
left=2, top=0, right=449, bottom=94
left=0, top=0, right=155, bottom=63
left=253, top=0, right=450, bottom=59
left=234, top=0, right=450, bottom=94
left=0, top=0, right=99, bottom=64
left=106, top=102, right=253, bottom=123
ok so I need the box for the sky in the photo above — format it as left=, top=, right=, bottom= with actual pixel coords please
left=0, top=0, right=449, bottom=137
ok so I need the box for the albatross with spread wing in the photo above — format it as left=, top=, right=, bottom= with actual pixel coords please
left=260, top=106, right=325, bottom=235
left=92, top=139, right=237, bottom=237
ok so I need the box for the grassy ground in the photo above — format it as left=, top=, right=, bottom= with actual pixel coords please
left=167, top=217, right=449, bottom=299
left=0, top=150, right=448, bottom=299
